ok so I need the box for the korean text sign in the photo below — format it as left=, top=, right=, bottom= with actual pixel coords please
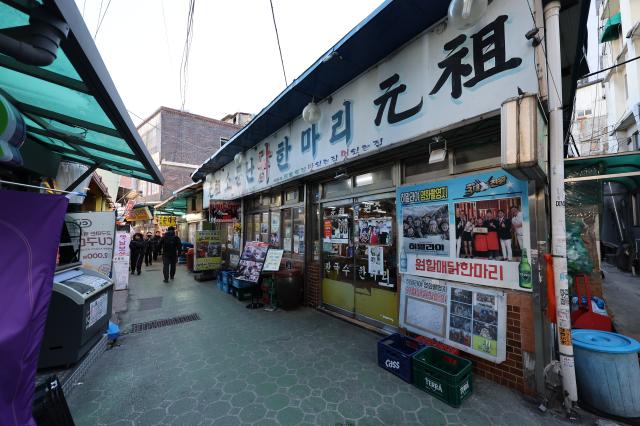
left=194, top=230, right=222, bottom=272
left=204, top=0, right=537, bottom=201
left=399, top=275, right=507, bottom=363
left=397, top=170, right=531, bottom=291
left=67, top=212, right=115, bottom=276
left=112, top=230, right=130, bottom=290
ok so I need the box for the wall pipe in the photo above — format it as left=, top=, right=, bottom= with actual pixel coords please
left=544, top=1, right=578, bottom=407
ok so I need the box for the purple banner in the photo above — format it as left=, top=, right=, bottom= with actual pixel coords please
left=0, top=190, right=68, bottom=426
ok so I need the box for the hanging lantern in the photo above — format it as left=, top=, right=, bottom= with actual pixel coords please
left=448, top=0, right=488, bottom=30
left=302, top=100, right=321, bottom=124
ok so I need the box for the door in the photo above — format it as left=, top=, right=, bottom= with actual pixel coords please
left=353, top=196, right=398, bottom=328
left=321, top=195, right=398, bottom=328
left=321, top=200, right=355, bottom=316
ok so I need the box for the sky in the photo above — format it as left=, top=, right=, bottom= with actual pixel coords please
left=75, top=0, right=383, bottom=124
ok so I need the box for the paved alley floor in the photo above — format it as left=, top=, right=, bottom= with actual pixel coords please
left=601, top=263, right=640, bottom=342
left=68, top=264, right=586, bottom=426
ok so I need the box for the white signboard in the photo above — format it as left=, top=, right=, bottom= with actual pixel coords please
left=67, top=212, right=115, bottom=276
left=86, top=293, right=108, bottom=329
left=204, top=0, right=538, bottom=201
left=112, top=230, right=130, bottom=290
left=399, top=275, right=507, bottom=363
left=263, top=249, right=284, bottom=272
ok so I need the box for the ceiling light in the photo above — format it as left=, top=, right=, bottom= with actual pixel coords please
left=302, top=100, right=321, bottom=124
left=448, top=0, right=488, bottom=30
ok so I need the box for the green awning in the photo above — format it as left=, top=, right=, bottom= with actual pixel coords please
left=600, top=12, right=622, bottom=43
left=565, top=151, right=640, bottom=190
left=154, top=182, right=202, bottom=215
left=0, top=0, right=163, bottom=184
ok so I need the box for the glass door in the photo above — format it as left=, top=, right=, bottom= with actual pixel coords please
left=321, top=200, right=355, bottom=316
left=353, top=196, right=398, bottom=328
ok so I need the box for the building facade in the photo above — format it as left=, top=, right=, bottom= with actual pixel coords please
left=135, top=107, right=243, bottom=202
left=193, top=0, right=589, bottom=398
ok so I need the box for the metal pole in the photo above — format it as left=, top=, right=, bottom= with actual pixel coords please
left=544, top=1, right=578, bottom=406
left=0, top=179, right=85, bottom=196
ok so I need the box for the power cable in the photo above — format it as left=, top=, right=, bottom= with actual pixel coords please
left=94, top=0, right=104, bottom=37
left=269, top=0, right=288, bottom=87
left=179, top=0, right=196, bottom=111
left=94, top=0, right=112, bottom=39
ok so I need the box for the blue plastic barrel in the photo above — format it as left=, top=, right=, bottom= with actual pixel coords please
left=572, top=329, right=640, bottom=418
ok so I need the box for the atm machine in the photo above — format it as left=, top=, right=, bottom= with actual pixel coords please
left=38, top=220, right=114, bottom=369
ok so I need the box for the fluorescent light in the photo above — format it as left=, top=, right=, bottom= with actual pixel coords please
left=356, top=173, right=373, bottom=186
left=429, top=148, right=447, bottom=164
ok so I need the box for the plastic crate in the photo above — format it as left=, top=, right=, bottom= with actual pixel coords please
left=377, top=333, right=425, bottom=383
left=232, top=277, right=255, bottom=289
left=412, top=347, right=472, bottom=407
left=231, top=286, right=253, bottom=301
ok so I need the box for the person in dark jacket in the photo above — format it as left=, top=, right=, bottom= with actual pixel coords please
left=151, top=230, right=162, bottom=261
left=159, top=226, right=182, bottom=282
left=496, top=209, right=513, bottom=260
left=144, top=232, right=154, bottom=266
left=129, top=232, right=145, bottom=275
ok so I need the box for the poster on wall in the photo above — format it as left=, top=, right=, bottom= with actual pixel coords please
left=67, top=212, right=115, bottom=276
left=194, top=230, right=222, bottom=272
left=323, top=217, right=349, bottom=244
left=112, top=230, right=130, bottom=290
left=399, top=275, right=507, bottom=363
left=358, top=217, right=392, bottom=245
left=397, top=170, right=531, bottom=291
left=237, top=241, right=269, bottom=282
left=209, top=201, right=240, bottom=223
left=368, top=246, right=384, bottom=275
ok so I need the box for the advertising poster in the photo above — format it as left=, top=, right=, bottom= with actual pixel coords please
left=397, top=170, right=531, bottom=291
left=323, top=216, right=349, bottom=244
left=357, top=217, right=392, bottom=246
left=112, top=230, right=130, bottom=290
left=368, top=246, right=384, bottom=275
left=67, top=212, right=115, bottom=276
left=399, top=275, right=507, bottom=363
left=209, top=200, right=240, bottom=222
left=263, top=249, right=284, bottom=271
left=237, top=241, right=269, bottom=282
left=194, top=230, right=222, bottom=271
left=155, top=215, right=177, bottom=227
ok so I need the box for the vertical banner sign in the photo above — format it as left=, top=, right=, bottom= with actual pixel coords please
left=112, top=230, right=130, bottom=290
left=397, top=170, right=531, bottom=291
left=67, top=212, right=116, bottom=276
left=194, top=230, right=222, bottom=271
left=0, top=190, right=68, bottom=425
left=399, top=275, right=507, bottom=363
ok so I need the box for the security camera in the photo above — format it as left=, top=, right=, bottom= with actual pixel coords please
left=525, top=28, right=541, bottom=47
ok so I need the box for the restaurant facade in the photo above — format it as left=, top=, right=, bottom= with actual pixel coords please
left=193, top=0, right=589, bottom=397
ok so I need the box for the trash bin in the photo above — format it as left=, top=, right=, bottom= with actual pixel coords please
left=276, top=269, right=303, bottom=310
left=572, top=329, right=640, bottom=418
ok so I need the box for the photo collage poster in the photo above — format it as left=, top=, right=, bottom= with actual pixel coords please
left=237, top=241, right=269, bottom=282
left=194, top=230, right=222, bottom=272
left=397, top=170, right=532, bottom=291
left=399, top=275, right=507, bottom=363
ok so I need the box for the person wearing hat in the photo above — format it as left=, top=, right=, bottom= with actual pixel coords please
left=143, top=232, right=154, bottom=266
left=159, top=226, right=182, bottom=283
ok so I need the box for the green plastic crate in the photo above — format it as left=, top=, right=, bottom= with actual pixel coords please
left=232, top=286, right=254, bottom=301
left=412, top=346, right=473, bottom=407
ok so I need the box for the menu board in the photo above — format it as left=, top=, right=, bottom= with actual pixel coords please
left=194, top=230, right=222, bottom=272
left=399, top=275, right=506, bottom=363
left=237, top=241, right=269, bottom=282
left=263, top=249, right=284, bottom=272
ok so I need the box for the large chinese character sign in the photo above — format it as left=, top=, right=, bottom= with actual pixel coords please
left=397, top=170, right=531, bottom=291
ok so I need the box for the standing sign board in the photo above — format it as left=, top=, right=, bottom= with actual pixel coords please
left=194, top=230, right=222, bottom=271
left=397, top=170, right=531, bottom=292
left=112, top=230, right=130, bottom=290
left=67, top=212, right=115, bottom=276
left=399, top=275, right=507, bottom=363
left=263, top=249, right=284, bottom=272
left=237, top=241, right=269, bottom=282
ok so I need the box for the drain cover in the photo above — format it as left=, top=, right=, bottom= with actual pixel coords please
left=129, top=313, right=201, bottom=334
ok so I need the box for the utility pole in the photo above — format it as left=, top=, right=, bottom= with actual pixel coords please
left=544, top=0, right=578, bottom=409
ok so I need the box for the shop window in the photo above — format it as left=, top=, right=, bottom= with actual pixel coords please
left=453, top=141, right=500, bottom=173
left=404, top=155, right=449, bottom=183
left=271, top=193, right=282, bottom=207
left=285, top=188, right=300, bottom=204
left=260, top=212, right=270, bottom=242
left=354, top=168, right=392, bottom=189
left=261, top=195, right=271, bottom=206
left=293, top=207, right=305, bottom=255
left=323, top=178, right=351, bottom=198
left=283, top=208, right=293, bottom=252
left=633, top=193, right=639, bottom=227
left=270, top=211, right=281, bottom=247
left=191, top=197, right=197, bottom=212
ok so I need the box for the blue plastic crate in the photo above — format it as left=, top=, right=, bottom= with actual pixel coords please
left=232, top=277, right=255, bottom=289
left=377, top=333, right=425, bottom=383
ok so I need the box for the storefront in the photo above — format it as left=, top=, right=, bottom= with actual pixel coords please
left=193, top=0, right=589, bottom=397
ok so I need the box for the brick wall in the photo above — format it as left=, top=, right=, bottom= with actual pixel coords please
left=465, top=291, right=536, bottom=396
left=306, top=261, right=321, bottom=308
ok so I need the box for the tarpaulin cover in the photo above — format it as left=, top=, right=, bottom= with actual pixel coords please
left=0, top=190, right=68, bottom=426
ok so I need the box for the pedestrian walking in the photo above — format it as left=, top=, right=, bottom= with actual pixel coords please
left=129, top=232, right=145, bottom=275
left=159, top=226, right=182, bottom=283
left=144, top=232, right=154, bottom=266
left=152, top=230, right=162, bottom=261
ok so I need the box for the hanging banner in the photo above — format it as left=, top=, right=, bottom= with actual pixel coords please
left=0, top=190, right=68, bottom=425
left=399, top=275, right=507, bottom=363
left=112, top=230, right=130, bottom=290
left=155, top=215, right=177, bottom=227
left=209, top=200, right=240, bottom=223
left=194, top=230, right=222, bottom=271
left=203, top=0, right=538, bottom=201
left=397, top=170, right=531, bottom=291
left=67, top=211, right=116, bottom=276
left=126, top=206, right=152, bottom=221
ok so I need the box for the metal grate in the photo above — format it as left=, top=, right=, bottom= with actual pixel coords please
left=129, top=313, right=201, bottom=334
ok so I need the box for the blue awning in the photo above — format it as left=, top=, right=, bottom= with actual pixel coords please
left=192, top=0, right=451, bottom=181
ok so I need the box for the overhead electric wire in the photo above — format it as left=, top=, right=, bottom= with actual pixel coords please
left=94, top=0, right=112, bottom=39
left=269, top=0, right=288, bottom=87
left=179, top=0, right=196, bottom=111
